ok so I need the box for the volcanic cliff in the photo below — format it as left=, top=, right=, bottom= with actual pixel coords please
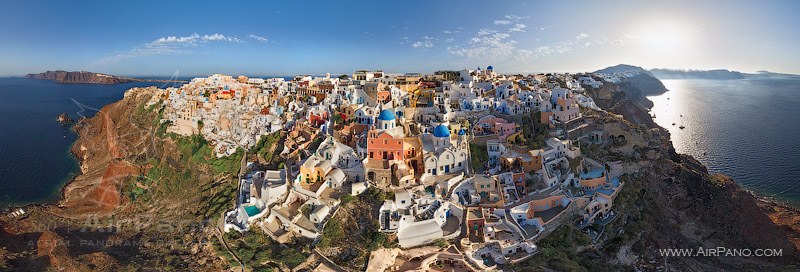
left=25, top=70, right=136, bottom=84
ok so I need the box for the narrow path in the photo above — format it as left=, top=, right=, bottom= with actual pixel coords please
left=214, top=221, right=244, bottom=271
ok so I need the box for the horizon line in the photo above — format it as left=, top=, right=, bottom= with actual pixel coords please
left=4, top=66, right=798, bottom=78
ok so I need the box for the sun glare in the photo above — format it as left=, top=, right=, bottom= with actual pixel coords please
left=633, top=20, right=693, bottom=52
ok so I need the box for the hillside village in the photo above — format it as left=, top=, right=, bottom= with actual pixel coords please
left=145, top=67, right=649, bottom=270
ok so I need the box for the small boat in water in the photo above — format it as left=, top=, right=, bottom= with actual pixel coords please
left=672, top=123, right=675, bottom=126
left=679, top=125, right=686, bottom=129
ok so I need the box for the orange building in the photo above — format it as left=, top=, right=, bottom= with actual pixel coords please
left=367, top=128, right=404, bottom=161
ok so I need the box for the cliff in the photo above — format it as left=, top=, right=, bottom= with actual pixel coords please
left=25, top=70, right=136, bottom=84
left=25, top=70, right=185, bottom=84
left=575, top=71, right=800, bottom=270
left=0, top=87, right=231, bottom=270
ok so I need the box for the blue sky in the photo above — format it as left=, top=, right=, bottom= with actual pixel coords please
left=1, top=0, right=798, bottom=76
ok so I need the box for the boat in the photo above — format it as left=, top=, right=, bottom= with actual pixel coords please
left=672, top=123, right=675, bottom=126
left=679, top=125, right=685, bottom=129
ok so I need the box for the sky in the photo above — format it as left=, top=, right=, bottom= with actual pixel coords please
left=0, top=0, right=798, bottom=76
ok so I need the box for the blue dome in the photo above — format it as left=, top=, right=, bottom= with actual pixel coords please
left=377, top=109, right=396, bottom=121
left=487, top=65, right=493, bottom=70
left=458, top=128, right=466, bottom=135
left=433, top=125, right=451, bottom=137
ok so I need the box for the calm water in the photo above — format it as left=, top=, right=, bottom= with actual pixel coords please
left=649, top=79, right=800, bottom=206
left=0, top=78, right=183, bottom=206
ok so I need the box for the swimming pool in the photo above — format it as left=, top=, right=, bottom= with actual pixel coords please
left=244, top=205, right=261, bottom=216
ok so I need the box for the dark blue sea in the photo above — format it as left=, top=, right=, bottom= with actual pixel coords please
left=0, top=78, right=186, bottom=206
left=649, top=78, right=800, bottom=207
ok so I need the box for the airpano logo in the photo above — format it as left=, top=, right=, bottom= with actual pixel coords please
left=658, top=247, right=784, bottom=257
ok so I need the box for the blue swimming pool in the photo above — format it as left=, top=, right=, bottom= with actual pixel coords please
left=244, top=205, right=261, bottom=216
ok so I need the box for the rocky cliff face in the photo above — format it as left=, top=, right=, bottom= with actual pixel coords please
left=0, top=87, right=230, bottom=271
left=25, top=70, right=136, bottom=84
left=584, top=72, right=800, bottom=270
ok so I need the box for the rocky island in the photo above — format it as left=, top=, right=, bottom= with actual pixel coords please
left=25, top=70, right=185, bottom=85
left=56, top=112, right=73, bottom=125
left=1, top=66, right=798, bottom=271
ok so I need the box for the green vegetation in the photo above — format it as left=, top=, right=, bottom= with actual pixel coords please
left=316, top=186, right=394, bottom=269
left=216, top=230, right=309, bottom=270
left=201, top=181, right=237, bottom=221
left=433, top=238, right=448, bottom=248
left=521, top=111, right=548, bottom=149
left=121, top=175, right=153, bottom=203
left=601, top=174, right=653, bottom=255
left=470, top=143, right=488, bottom=170
left=515, top=225, right=608, bottom=271
left=253, top=132, right=286, bottom=168
left=339, top=194, right=355, bottom=204
left=318, top=216, right=344, bottom=248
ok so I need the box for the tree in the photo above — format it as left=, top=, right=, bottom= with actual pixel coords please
left=333, top=113, right=343, bottom=124
left=338, top=74, right=349, bottom=80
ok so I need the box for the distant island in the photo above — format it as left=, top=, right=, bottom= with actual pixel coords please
left=596, top=65, right=799, bottom=80
left=25, top=70, right=185, bottom=84
left=649, top=68, right=745, bottom=79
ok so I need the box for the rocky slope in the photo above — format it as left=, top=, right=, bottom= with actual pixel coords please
left=0, top=87, right=233, bottom=271
left=554, top=71, right=800, bottom=270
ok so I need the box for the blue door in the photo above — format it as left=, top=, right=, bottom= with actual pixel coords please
left=432, top=169, right=437, bottom=175
left=445, top=165, right=450, bottom=173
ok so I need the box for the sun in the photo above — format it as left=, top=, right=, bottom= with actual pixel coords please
left=633, top=19, right=694, bottom=52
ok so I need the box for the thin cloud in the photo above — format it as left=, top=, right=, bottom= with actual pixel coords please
left=509, top=23, right=527, bottom=32
left=538, top=25, right=555, bottom=31
left=247, top=34, right=269, bottom=43
left=98, top=33, right=244, bottom=64
left=494, top=20, right=512, bottom=25
left=411, top=35, right=435, bottom=48
left=477, top=28, right=498, bottom=36
left=505, top=14, right=529, bottom=20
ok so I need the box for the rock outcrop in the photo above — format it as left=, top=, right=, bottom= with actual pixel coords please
left=25, top=70, right=185, bottom=84
left=25, top=71, right=136, bottom=84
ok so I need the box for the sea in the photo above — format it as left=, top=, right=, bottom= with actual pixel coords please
left=648, top=78, right=800, bottom=207
left=0, top=77, right=186, bottom=206
left=1, top=77, right=799, bottom=208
